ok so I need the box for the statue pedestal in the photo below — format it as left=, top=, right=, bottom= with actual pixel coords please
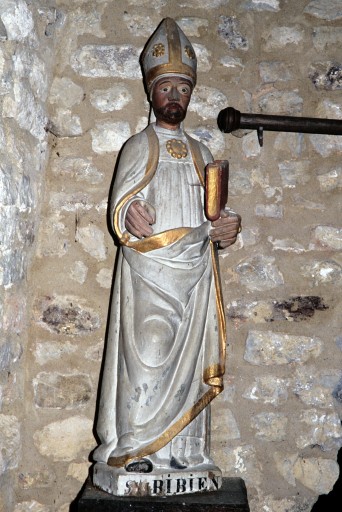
left=77, top=476, right=250, bottom=511
left=93, top=461, right=222, bottom=496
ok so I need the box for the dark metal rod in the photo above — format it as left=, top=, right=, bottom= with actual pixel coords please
left=217, top=107, right=342, bottom=136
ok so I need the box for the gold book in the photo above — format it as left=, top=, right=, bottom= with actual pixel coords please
left=205, top=160, right=229, bottom=221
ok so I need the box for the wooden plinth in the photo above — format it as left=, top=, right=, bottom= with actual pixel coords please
left=77, top=477, right=250, bottom=511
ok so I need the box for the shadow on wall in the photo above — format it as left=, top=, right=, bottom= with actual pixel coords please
left=69, top=483, right=85, bottom=512
left=311, top=447, right=342, bottom=511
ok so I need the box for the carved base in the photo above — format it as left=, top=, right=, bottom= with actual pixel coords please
left=93, top=462, right=222, bottom=497
left=78, top=475, right=250, bottom=511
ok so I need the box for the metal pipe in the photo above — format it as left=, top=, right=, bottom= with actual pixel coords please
left=217, top=107, right=342, bottom=146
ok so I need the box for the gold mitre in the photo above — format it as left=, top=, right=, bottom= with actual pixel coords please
left=141, top=17, right=197, bottom=92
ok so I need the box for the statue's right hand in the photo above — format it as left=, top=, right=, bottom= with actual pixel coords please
left=125, top=200, right=156, bottom=239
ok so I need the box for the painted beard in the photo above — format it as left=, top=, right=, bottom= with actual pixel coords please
left=153, top=102, right=187, bottom=126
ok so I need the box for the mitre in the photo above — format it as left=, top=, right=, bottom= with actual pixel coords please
left=141, top=17, right=197, bottom=93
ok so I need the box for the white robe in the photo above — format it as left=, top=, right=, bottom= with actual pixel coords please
left=94, top=123, right=226, bottom=467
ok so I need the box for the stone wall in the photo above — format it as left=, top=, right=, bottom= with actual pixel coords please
left=1, top=0, right=341, bottom=510
left=0, top=1, right=59, bottom=510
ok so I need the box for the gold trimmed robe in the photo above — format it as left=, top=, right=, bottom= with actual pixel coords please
left=94, top=124, right=226, bottom=467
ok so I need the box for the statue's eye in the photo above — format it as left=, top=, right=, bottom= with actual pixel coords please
left=179, top=86, right=190, bottom=94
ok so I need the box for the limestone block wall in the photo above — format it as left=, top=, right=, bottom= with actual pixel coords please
left=0, top=0, right=341, bottom=511
left=0, top=1, right=59, bottom=510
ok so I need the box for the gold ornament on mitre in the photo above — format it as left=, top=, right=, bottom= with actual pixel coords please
left=141, top=17, right=197, bottom=92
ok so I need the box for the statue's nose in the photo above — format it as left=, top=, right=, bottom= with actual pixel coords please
left=168, top=86, right=180, bottom=101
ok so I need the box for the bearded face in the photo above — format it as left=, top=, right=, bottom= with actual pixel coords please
left=153, top=102, right=187, bottom=125
left=151, top=76, right=192, bottom=129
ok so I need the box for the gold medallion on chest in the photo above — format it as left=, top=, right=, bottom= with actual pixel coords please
left=166, top=139, right=188, bottom=159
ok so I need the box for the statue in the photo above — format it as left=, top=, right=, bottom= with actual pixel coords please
left=92, top=18, right=241, bottom=497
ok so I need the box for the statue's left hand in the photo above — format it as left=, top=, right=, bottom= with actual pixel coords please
left=210, top=209, right=241, bottom=249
